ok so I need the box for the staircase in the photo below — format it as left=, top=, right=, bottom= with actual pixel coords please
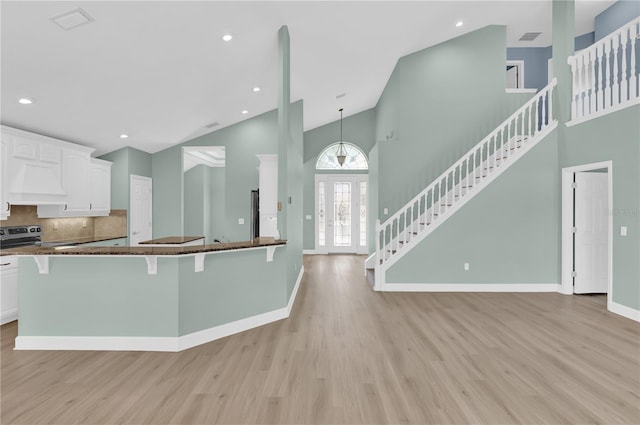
left=366, top=79, right=558, bottom=290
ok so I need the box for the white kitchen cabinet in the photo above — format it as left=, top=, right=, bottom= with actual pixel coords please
left=257, top=154, right=278, bottom=238
left=88, top=158, right=112, bottom=215
left=37, top=148, right=91, bottom=217
left=1, top=126, right=67, bottom=205
left=0, top=138, right=10, bottom=220
left=0, top=255, right=18, bottom=324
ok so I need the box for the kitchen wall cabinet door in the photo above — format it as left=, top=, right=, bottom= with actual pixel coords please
left=63, top=149, right=90, bottom=213
left=89, top=158, right=111, bottom=215
left=0, top=138, right=10, bottom=220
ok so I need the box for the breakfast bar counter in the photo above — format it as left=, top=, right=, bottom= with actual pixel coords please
left=11, top=238, right=296, bottom=352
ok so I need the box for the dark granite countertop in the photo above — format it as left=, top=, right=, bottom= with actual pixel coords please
left=1, top=239, right=286, bottom=256
left=139, top=236, right=204, bottom=245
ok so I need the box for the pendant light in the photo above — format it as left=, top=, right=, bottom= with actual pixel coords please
left=336, top=108, right=347, bottom=166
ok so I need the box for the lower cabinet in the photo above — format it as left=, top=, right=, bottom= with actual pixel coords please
left=0, top=256, right=18, bottom=325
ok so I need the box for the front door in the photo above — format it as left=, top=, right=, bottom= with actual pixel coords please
left=316, top=175, right=368, bottom=254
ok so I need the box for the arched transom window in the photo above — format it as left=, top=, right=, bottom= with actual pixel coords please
left=315, top=142, right=368, bottom=170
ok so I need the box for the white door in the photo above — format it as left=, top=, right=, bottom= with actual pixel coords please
left=574, top=172, right=608, bottom=294
left=130, top=175, right=152, bottom=246
left=316, top=175, right=368, bottom=254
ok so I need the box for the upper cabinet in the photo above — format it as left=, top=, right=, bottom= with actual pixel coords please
left=0, top=139, right=10, bottom=220
left=0, top=126, right=112, bottom=218
left=88, top=158, right=112, bottom=215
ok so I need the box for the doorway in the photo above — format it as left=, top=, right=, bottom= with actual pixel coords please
left=561, top=162, right=612, bottom=307
left=315, top=174, right=368, bottom=254
left=130, top=175, right=153, bottom=246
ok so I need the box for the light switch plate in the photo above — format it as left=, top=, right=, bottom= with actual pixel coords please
left=621, top=226, right=628, bottom=236
left=305, top=215, right=312, bottom=220
left=238, top=218, right=245, bottom=225
left=464, top=263, right=470, bottom=271
left=383, top=208, right=389, bottom=215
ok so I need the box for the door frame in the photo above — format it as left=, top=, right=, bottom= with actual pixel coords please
left=561, top=161, right=613, bottom=306
left=315, top=174, right=368, bottom=255
left=130, top=174, right=153, bottom=245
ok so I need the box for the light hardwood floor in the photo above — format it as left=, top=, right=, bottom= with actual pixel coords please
left=2, top=254, right=639, bottom=424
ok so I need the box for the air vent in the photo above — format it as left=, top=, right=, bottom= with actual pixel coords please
left=519, top=32, right=541, bottom=41
left=51, top=8, right=94, bottom=31
left=205, top=122, right=220, bottom=129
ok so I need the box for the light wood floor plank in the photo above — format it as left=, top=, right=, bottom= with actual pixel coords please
left=2, top=254, right=639, bottom=424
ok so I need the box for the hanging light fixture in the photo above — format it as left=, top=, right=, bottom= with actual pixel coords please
left=336, top=108, right=347, bottom=166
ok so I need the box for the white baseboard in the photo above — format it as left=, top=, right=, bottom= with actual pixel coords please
left=1, top=309, right=18, bottom=325
left=16, top=266, right=307, bottom=353
left=303, top=250, right=318, bottom=255
left=381, top=283, right=561, bottom=292
left=608, top=301, right=640, bottom=322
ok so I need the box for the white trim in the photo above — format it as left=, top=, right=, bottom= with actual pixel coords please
left=286, top=266, right=305, bottom=315
left=506, top=60, right=525, bottom=89
left=15, top=266, right=306, bottom=352
left=505, top=88, right=537, bottom=94
left=609, top=301, right=640, bottom=322
left=379, top=283, right=560, bottom=292
left=566, top=98, right=640, bottom=127
left=303, top=249, right=318, bottom=255
left=1, top=309, right=18, bottom=325
left=129, top=174, right=153, bottom=246
left=560, top=162, right=613, bottom=300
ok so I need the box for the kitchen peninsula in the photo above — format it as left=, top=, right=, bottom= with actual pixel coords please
left=8, top=238, right=300, bottom=352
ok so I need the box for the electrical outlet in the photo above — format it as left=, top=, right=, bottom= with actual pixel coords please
left=305, top=215, right=312, bottom=220
left=238, top=218, right=245, bottom=225
left=621, top=226, right=628, bottom=236
left=52, top=221, right=58, bottom=230
left=464, top=263, right=470, bottom=271
left=383, top=208, right=389, bottom=215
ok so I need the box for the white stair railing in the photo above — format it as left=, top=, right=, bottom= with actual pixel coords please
left=568, top=16, right=640, bottom=122
left=376, top=79, right=557, bottom=269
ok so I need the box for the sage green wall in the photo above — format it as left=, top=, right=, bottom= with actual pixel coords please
left=178, top=249, right=287, bottom=335
left=209, top=167, right=226, bottom=241
left=18, top=248, right=288, bottom=338
left=99, top=146, right=152, bottom=241
left=286, top=101, right=304, bottom=298
left=561, top=106, right=640, bottom=310
left=302, top=108, right=377, bottom=250
left=18, top=257, right=179, bottom=337
left=374, top=25, right=534, bottom=219
left=386, top=130, right=560, bottom=283
left=152, top=145, right=183, bottom=238
left=183, top=165, right=207, bottom=239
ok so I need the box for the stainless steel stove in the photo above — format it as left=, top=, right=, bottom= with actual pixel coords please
left=0, top=225, right=42, bottom=249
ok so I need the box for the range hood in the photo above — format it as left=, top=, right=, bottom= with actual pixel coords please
left=9, top=163, right=66, bottom=204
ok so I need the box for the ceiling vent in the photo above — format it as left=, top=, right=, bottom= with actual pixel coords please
left=519, top=32, right=542, bottom=41
left=52, top=8, right=94, bottom=31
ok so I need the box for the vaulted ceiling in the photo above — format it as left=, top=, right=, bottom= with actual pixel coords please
left=1, top=1, right=614, bottom=155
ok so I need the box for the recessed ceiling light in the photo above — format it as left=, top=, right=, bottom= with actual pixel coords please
left=456, top=21, right=463, bottom=27
left=241, top=110, right=249, bottom=115
left=252, top=86, right=261, bottom=92
left=120, top=134, right=129, bottom=139
left=222, top=34, right=233, bottom=42
left=18, top=97, right=34, bottom=105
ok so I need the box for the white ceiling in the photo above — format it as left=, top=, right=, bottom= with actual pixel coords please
left=1, top=0, right=614, bottom=156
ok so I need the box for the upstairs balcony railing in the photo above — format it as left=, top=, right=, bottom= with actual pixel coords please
left=568, top=17, right=640, bottom=123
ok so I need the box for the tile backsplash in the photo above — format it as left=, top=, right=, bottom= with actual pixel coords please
left=2, top=205, right=127, bottom=242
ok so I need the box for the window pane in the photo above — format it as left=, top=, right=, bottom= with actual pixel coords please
left=360, top=181, right=367, bottom=247
left=334, top=182, right=352, bottom=246
left=316, top=142, right=368, bottom=170
left=318, top=182, right=325, bottom=246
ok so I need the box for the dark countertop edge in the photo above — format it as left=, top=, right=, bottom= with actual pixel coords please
left=1, top=240, right=287, bottom=256
left=139, top=236, right=205, bottom=245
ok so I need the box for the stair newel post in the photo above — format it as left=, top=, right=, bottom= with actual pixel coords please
left=612, top=33, right=620, bottom=107
left=580, top=54, right=587, bottom=117
left=549, top=81, right=554, bottom=123
left=620, top=28, right=628, bottom=102
left=375, top=219, right=381, bottom=264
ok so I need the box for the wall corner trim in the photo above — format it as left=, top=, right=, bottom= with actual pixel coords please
left=608, top=301, right=640, bottom=322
